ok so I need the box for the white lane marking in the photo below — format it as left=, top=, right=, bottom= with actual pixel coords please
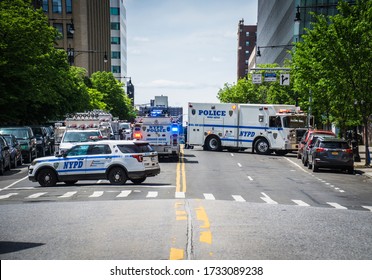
left=292, top=199, right=310, bottom=207
left=146, top=191, right=158, bottom=198
left=27, top=192, right=47, bottom=199
left=96, top=180, right=104, bottom=184
left=339, top=190, right=345, bottom=193
left=284, top=157, right=309, bottom=174
left=175, top=192, right=185, bottom=198
left=260, top=192, right=278, bottom=204
left=247, top=176, right=253, bottom=181
left=0, top=193, right=18, bottom=199
left=362, top=206, right=372, bottom=212
left=203, top=193, right=215, bottom=200
left=327, top=202, right=348, bottom=209
left=230, top=153, right=234, bottom=157
left=237, top=163, right=242, bottom=168
left=89, top=191, right=104, bottom=198
left=59, top=191, right=77, bottom=198
left=0, top=176, right=28, bottom=191
left=116, top=190, right=132, bottom=197
left=232, top=195, right=246, bottom=202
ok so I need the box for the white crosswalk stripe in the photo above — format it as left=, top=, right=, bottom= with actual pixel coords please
left=327, top=202, right=348, bottom=209
left=203, top=193, right=215, bottom=200
left=116, top=190, right=132, bottom=198
left=27, top=192, right=47, bottom=199
left=89, top=191, right=104, bottom=198
left=292, top=200, right=310, bottom=207
left=0, top=193, right=18, bottom=199
left=260, top=192, right=278, bottom=204
left=146, top=191, right=158, bottom=198
left=59, top=191, right=77, bottom=198
left=232, top=195, right=246, bottom=202
left=175, top=192, right=185, bottom=198
left=362, top=206, right=372, bottom=212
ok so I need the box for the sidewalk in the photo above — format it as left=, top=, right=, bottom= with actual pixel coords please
left=354, top=145, right=372, bottom=178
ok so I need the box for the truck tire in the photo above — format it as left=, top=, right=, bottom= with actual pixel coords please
left=205, top=135, right=221, bottom=151
left=108, top=167, right=127, bottom=185
left=37, top=168, right=57, bottom=187
left=254, top=138, right=271, bottom=155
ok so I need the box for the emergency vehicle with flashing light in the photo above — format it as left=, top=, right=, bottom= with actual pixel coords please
left=187, top=102, right=310, bottom=155
left=28, top=140, right=160, bottom=187
left=133, top=116, right=180, bottom=160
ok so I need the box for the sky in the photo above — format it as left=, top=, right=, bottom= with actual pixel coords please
left=126, top=0, right=258, bottom=113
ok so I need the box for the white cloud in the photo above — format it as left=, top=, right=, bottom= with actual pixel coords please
left=133, top=36, right=150, bottom=42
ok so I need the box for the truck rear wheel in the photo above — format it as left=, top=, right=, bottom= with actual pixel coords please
left=205, top=136, right=221, bottom=151
left=254, top=138, right=271, bottom=155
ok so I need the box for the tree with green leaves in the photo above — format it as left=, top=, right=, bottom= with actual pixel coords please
left=89, top=71, right=136, bottom=121
left=292, top=0, right=372, bottom=165
left=0, top=0, right=92, bottom=124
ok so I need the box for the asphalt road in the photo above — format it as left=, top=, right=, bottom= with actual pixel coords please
left=1, top=146, right=372, bottom=259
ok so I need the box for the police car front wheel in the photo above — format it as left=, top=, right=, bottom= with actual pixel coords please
left=37, top=168, right=57, bottom=187
left=108, top=167, right=127, bottom=185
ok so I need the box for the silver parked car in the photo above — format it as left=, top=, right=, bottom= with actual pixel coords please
left=308, top=137, right=354, bottom=174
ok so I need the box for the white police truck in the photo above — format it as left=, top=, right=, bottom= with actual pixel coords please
left=28, top=140, right=160, bottom=187
left=187, top=102, right=309, bottom=155
left=133, top=116, right=180, bottom=160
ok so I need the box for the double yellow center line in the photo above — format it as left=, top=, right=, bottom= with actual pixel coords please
left=176, top=145, right=186, bottom=193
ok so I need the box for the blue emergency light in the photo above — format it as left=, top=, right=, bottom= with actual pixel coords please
left=171, top=125, right=179, bottom=133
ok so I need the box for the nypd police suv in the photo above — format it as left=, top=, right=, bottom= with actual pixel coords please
left=28, top=140, right=160, bottom=187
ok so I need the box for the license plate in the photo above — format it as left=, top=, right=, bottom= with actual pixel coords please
left=331, top=152, right=338, bottom=155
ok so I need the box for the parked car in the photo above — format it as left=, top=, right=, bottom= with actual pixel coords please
left=302, top=133, right=336, bottom=166
left=0, top=135, right=11, bottom=175
left=297, top=129, right=336, bottom=159
left=44, top=125, right=55, bottom=154
left=2, top=134, right=23, bottom=168
left=30, top=126, right=53, bottom=157
left=0, top=127, right=37, bottom=163
left=29, top=140, right=160, bottom=187
left=307, top=137, right=354, bottom=174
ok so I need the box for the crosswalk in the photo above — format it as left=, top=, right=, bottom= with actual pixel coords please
left=0, top=189, right=371, bottom=212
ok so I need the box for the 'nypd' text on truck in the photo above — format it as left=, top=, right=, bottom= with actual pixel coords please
left=133, top=116, right=180, bottom=160
left=187, top=102, right=310, bottom=155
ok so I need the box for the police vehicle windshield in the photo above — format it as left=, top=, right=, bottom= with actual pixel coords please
left=282, top=116, right=307, bottom=128
left=63, top=131, right=101, bottom=143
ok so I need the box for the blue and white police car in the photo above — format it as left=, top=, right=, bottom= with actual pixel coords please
left=28, top=140, right=160, bottom=187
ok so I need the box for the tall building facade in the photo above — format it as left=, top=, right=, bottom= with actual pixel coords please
left=255, top=0, right=356, bottom=66
left=237, top=19, right=257, bottom=80
left=37, top=0, right=127, bottom=79
left=110, top=0, right=128, bottom=81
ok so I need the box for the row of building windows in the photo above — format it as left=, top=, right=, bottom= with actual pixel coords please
left=42, top=0, right=72, bottom=14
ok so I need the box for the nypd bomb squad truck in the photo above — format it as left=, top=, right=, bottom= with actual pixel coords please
left=133, top=116, right=181, bottom=160
left=187, top=102, right=309, bottom=155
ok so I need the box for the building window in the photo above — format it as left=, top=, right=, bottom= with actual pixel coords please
left=245, top=41, right=250, bottom=47
left=245, top=50, right=250, bottom=56
left=111, top=37, right=120, bottom=44
left=66, top=0, right=72, bottom=14
left=245, top=60, right=249, bottom=65
left=112, top=51, right=121, bottom=59
left=52, top=0, right=62, bottom=13
left=110, top=7, right=120, bottom=15
left=42, top=0, right=48, bottom=12
left=112, top=66, right=121, bottom=73
left=53, top=23, right=63, bottom=39
left=111, top=22, right=120, bottom=30
left=246, top=31, right=250, bottom=37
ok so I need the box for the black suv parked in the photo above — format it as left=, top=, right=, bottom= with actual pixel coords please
left=31, top=126, right=52, bottom=157
left=0, top=135, right=11, bottom=175
left=0, top=127, right=37, bottom=163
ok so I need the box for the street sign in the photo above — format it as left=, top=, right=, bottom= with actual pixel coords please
left=264, top=73, right=276, bottom=82
left=280, top=74, right=290, bottom=86
left=252, top=74, right=262, bottom=84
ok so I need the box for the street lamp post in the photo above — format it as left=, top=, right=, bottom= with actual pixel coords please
left=67, top=47, right=108, bottom=66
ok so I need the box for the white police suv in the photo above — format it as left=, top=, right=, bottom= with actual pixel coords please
left=29, top=140, right=160, bottom=187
